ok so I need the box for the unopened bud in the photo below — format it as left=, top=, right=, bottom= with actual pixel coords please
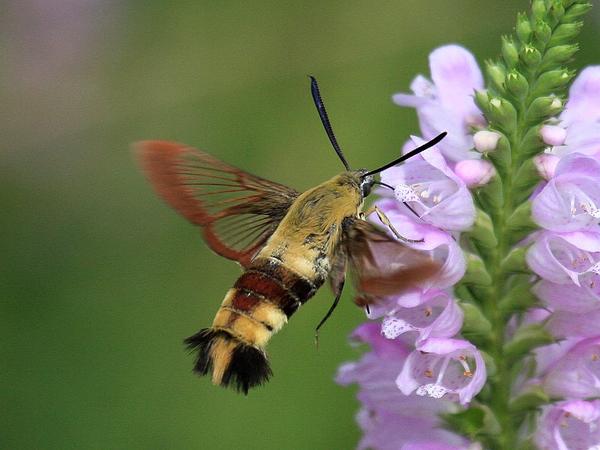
left=540, top=125, right=566, bottom=146
left=525, top=96, right=562, bottom=123
left=455, top=160, right=497, bottom=187
left=506, top=70, right=529, bottom=98
left=533, top=153, right=560, bottom=180
left=532, top=0, right=546, bottom=20
left=474, top=130, right=501, bottom=152
left=521, top=45, right=542, bottom=68
left=502, top=37, right=519, bottom=68
left=486, top=61, right=507, bottom=92
left=533, top=70, right=573, bottom=96
left=488, top=97, right=517, bottom=133
left=534, top=20, right=551, bottom=44
left=550, top=22, right=583, bottom=46
left=516, top=12, right=532, bottom=43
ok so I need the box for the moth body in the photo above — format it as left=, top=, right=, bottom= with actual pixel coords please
left=185, top=172, right=365, bottom=393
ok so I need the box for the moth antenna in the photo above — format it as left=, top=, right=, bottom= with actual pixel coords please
left=309, top=75, right=351, bottom=171
left=363, top=131, right=447, bottom=177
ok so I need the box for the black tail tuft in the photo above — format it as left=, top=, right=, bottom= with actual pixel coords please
left=184, top=328, right=272, bottom=394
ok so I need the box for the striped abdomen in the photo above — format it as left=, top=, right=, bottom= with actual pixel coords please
left=184, top=256, right=323, bottom=394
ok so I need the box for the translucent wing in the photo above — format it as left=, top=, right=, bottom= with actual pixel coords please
left=344, top=219, right=441, bottom=305
left=137, top=141, right=299, bottom=267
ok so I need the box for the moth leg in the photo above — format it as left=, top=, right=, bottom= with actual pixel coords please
left=362, top=202, right=420, bottom=220
left=314, top=277, right=345, bottom=348
left=374, top=206, right=423, bottom=244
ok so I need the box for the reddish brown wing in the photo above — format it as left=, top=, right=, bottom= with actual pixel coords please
left=344, top=219, right=440, bottom=305
left=137, top=141, right=299, bottom=267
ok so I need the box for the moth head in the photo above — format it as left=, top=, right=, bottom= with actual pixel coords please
left=358, top=172, right=374, bottom=198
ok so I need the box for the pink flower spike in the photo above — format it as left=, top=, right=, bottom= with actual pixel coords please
left=454, top=160, right=496, bottom=187
left=540, top=124, right=567, bottom=146
left=396, top=338, right=486, bottom=405
left=473, top=130, right=501, bottom=152
left=533, top=153, right=560, bottom=180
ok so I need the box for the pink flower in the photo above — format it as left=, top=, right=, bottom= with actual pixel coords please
left=532, top=154, right=600, bottom=232
left=542, top=336, right=600, bottom=399
left=380, top=290, right=464, bottom=343
left=396, top=338, right=486, bottom=405
left=534, top=400, right=600, bottom=450
left=392, top=45, right=485, bottom=162
left=381, top=139, right=476, bottom=231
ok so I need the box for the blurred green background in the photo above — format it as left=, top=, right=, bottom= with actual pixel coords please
left=2, top=1, right=599, bottom=449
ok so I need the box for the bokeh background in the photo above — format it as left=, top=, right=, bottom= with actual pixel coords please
left=3, top=1, right=599, bottom=449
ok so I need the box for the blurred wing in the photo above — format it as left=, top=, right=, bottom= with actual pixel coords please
left=344, top=219, right=440, bottom=305
left=137, top=141, right=299, bottom=267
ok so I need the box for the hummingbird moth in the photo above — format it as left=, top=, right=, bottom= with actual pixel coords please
left=137, top=77, right=445, bottom=394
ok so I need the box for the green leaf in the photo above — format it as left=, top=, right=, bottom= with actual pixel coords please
left=513, top=158, right=540, bottom=204
left=503, top=324, right=555, bottom=364
left=509, top=385, right=550, bottom=413
left=442, top=405, right=501, bottom=442
left=485, top=133, right=511, bottom=179
left=506, top=202, right=537, bottom=245
left=476, top=175, right=504, bottom=213
left=500, top=246, right=530, bottom=275
left=460, top=302, right=493, bottom=343
left=462, top=252, right=492, bottom=286
left=498, top=275, right=538, bottom=314
left=465, top=209, right=498, bottom=261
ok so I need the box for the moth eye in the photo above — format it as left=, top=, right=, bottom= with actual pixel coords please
left=361, top=182, right=372, bottom=197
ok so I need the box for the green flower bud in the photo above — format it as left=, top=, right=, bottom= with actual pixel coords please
left=486, top=61, right=507, bottom=93
left=501, top=36, right=519, bottom=68
left=540, top=44, right=579, bottom=70
left=531, top=0, right=546, bottom=20
left=531, top=69, right=573, bottom=97
left=534, top=20, right=551, bottom=45
left=549, top=21, right=583, bottom=46
left=548, top=1, right=565, bottom=23
left=505, top=70, right=529, bottom=98
left=563, top=2, right=592, bottom=22
left=520, top=45, right=542, bottom=68
left=474, top=90, right=490, bottom=112
left=525, top=96, right=562, bottom=124
left=487, top=97, right=517, bottom=134
left=516, top=12, right=532, bottom=43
